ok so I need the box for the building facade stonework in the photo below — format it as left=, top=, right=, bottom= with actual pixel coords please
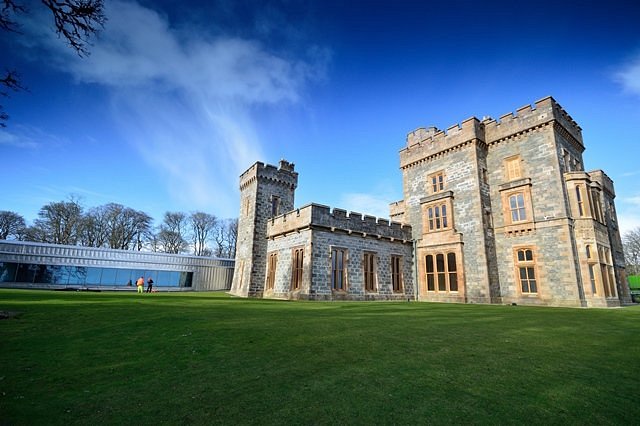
left=230, top=97, right=631, bottom=307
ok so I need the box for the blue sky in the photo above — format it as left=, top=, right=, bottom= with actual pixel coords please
left=2, top=0, right=639, bottom=235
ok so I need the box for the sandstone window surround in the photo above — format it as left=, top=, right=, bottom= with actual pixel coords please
left=391, top=255, right=403, bottom=293
left=504, top=155, right=523, bottom=181
left=363, top=252, right=377, bottom=292
left=589, top=188, right=604, bottom=224
left=598, top=245, right=616, bottom=298
left=331, top=247, right=348, bottom=292
left=514, top=247, right=538, bottom=295
left=428, top=170, right=445, bottom=194
left=498, top=178, right=535, bottom=234
left=575, top=185, right=585, bottom=217
left=291, top=247, right=304, bottom=291
left=266, top=252, right=277, bottom=290
left=421, top=191, right=454, bottom=234
left=425, top=252, right=459, bottom=293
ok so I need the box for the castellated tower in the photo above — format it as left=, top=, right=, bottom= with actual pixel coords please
left=229, top=160, right=298, bottom=298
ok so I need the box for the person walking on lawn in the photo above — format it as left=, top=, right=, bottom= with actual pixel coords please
left=136, top=276, right=145, bottom=294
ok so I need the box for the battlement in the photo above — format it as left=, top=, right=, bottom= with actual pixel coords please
left=239, top=159, right=299, bottom=190
left=267, top=203, right=412, bottom=241
left=400, top=117, right=484, bottom=168
left=400, top=97, right=584, bottom=169
left=482, top=96, right=583, bottom=145
left=588, top=170, right=616, bottom=197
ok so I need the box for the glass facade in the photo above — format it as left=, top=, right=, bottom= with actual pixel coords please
left=0, top=262, right=193, bottom=288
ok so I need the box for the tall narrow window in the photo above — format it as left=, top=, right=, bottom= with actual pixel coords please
left=266, top=252, right=277, bottom=290
left=430, top=171, right=445, bottom=193
left=447, top=253, right=458, bottom=292
left=292, top=248, right=304, bottom=290
left=331, top=248, right=346, bottom=291
left=271, top=195, right=281, bottom=217
left=509, top=193, right=526, bottom=222
left=516, top=248, right=537, bottom=294
left=591, top=189, right=603, bottom=223
left=505, top=156, right=522, bottom=180
left=391, top=255, right=402, bottom=292
left=426, top=255, right=435, bottom=291
left=588, top=264, right=597, bottom=295
left=576, top=186, right=584, bottom=217
left=363, top=252, right=376, bottom=292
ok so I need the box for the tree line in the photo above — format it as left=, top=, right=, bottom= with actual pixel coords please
left=0, top=198, right=237, bottom=258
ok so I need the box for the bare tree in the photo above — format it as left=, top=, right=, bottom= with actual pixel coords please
left=1, top=0, right=106, bottom=126
left=212, top=218, right=238, bottom=258
left=226, top=218, right=238, bottom=258
left=158, top=211, right=188, bottom=254
left=189, top=211, right=217, bottom=256
left=0, top=210, right=25, bottom=239
left=32, top=197, right=83, bottom=244
left=623, top=228, right=640, bottom=276
left=78, top=203, right=152, bottom=249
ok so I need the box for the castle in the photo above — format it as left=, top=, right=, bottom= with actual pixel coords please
left=230, top=97, right=631, bottom=307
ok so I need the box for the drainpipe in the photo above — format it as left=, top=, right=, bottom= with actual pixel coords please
left=413, top=239, right=418, bottom=301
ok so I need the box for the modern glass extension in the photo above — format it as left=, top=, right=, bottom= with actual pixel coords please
left=0, top=262, right=193, bottom=288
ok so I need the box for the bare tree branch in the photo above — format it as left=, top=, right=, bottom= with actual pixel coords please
left=41, top=0, right=106, bottom=57
left=0, top=0, right=26, bottom=32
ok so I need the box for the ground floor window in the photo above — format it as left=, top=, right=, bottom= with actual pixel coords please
left=425, top=252, right=458, bottom=292
left=292, top=248, right=304, bottom=290
left=363, top=252, right=376, bottom=292
left=515, top=248, right=537, bottom=294
left=331, top=248, right=347, bottom=291
left=1, top=262, right=192, bottom=287
left=391, top=255, right=403, bottom=292
left=266, top=252, right=277, bottom=290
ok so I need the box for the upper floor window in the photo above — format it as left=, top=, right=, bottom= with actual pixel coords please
left=391, top=255, right=403, bottom=293
left=363, top=252, right=376, bottom=292
left=509, top=193, right=527, bottom=222
left=292, top=247, right=304, bottom=290
left=575, top=186, right=585, bottom=217
left=515, top=248, right=537, bottom=294
left=591, top=189, right=604, bottom=223
left=505, top=156, right=522, bottom=181
left=271, top=195, right=281, bottom=217
left=427, top=203, right=449, bottom=231
left=429, top=171, right=445, bottom=194
left=331, top=248, right=347, bottom=291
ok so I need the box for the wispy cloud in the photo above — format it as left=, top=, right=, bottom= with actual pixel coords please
left=614, top=50, right=640, bottom=97
left=0, top=125, right=66, bottom=148
left=25, top=0, right=328, bottom=217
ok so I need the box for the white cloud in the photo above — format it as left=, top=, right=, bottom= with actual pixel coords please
left=618, top=195, right=640, bottom=235
left=0, top=125, right=65, bottom=148
left=26, top=0, right=327, bottom=217
left=614, top=51, right=640, bottom=96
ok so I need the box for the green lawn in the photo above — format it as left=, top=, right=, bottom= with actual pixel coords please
left=1, top=290, right=639, bottom=425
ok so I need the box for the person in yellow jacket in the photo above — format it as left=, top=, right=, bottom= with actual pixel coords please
left=136, top=276, right=145, bottom=294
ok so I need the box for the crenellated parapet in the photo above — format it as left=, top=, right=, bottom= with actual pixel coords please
left=267, top=203, right=413, bottom=241
left=399, top=96, right=585, bottom=169
left=588, top=170, right=616, bottom=197
left=482, top=96, right=583, bottom=148
left=239, top=159, right=299, bottom=191
left=400, top=117, right=484, bottom=169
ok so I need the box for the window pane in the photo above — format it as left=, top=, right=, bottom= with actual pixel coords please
left=427, top=274, right=435, bottom=291
left=438, top=273, right=446, bottom=291
left=436, top=254, right=445, bottom=273
left=101, top=268, right=117, bottom=285
left=529, top=279, right=537, bottom=293
left=86, top=268, right=102, bottom=285
left=525, top=250, right=533, bottom=261
left=0, top=262, right=18, bottom=282
left=426, top=255, right=434, bottom=273
left=519, top=267, right=527, bottom=280
left=517, top=250, right=524, bottom=262
left=449, top=273, right=458, bottom=291
left=447, top=253, right=456, bottom=272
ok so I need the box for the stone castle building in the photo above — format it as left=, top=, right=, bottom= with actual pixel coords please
left=230, top=97, right=631, bottom=307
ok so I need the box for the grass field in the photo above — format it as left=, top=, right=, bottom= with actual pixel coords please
left=1, top=289, right=639, bottom=425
